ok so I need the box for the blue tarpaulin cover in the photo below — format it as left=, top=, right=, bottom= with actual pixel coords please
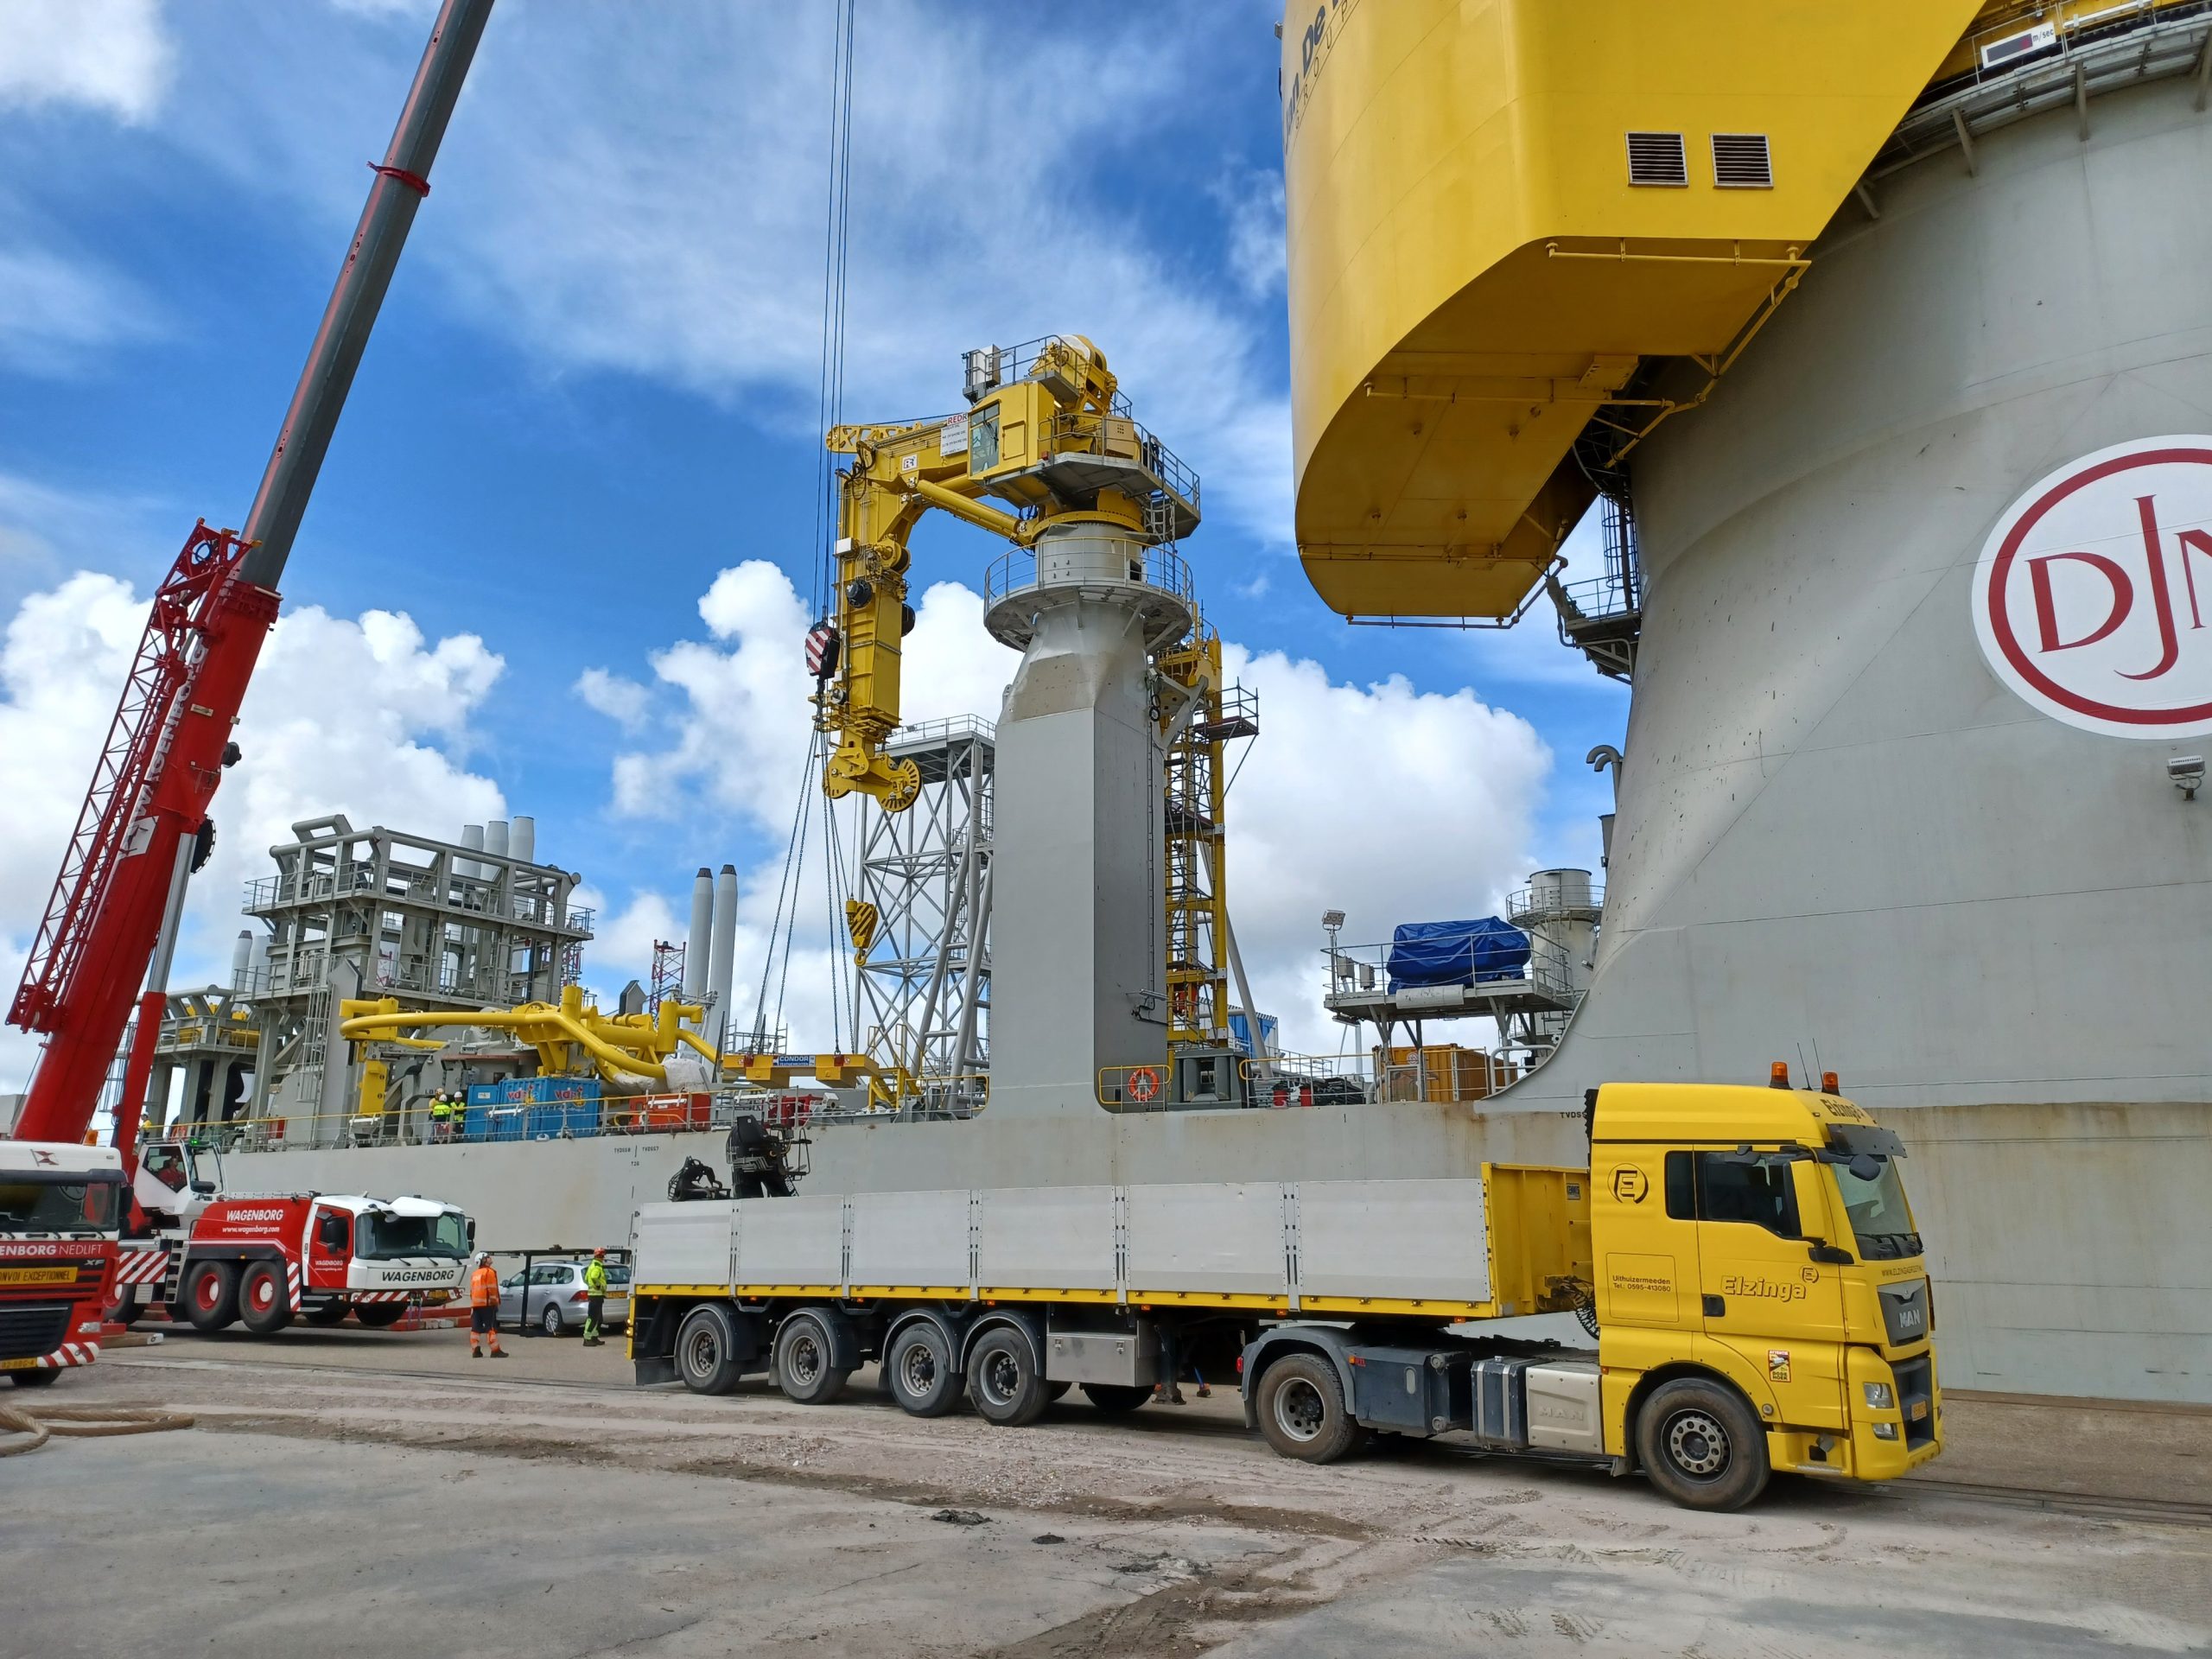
left=1386, top=917, right=1530, bottom=993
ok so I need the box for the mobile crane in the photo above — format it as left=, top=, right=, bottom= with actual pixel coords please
left=3, top=0, right=495, bottom=1165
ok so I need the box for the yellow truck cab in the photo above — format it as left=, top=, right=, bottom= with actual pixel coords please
left=1587, top=1076, right=1940, bottom=1505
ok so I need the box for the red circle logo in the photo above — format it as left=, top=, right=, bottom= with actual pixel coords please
left=1974, top=437, right=2212, bottom=738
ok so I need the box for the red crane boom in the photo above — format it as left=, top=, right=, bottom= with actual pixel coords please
left=6, top=0, right=495, bottom=1154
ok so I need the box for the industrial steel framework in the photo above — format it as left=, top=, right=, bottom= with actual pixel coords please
left=238, top=815, right=594, bottom=1146
left=1157, top=631, right=1256, bottom=1049
left=849, top=718, right=994, bottom=1109
left=647, top=939, right=686, bottom=1021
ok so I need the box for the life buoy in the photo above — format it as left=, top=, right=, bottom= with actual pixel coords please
left=1126, top=1067, right=1161, bottom=1104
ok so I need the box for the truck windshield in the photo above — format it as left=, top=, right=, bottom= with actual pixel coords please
left=0, top=1173, right=122, bottom=1235
left=1834, top=1156, right=1920, bottom=1259
left=356, top=1211, right=469, bottom=1258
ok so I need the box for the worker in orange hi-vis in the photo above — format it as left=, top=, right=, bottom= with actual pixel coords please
left=467, top=1252, right=507, bottom=1359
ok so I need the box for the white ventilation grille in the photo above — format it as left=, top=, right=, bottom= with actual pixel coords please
left=1625, top=131, right=1688, bottom=188
left=1711, top=132, right=1774, bottom=188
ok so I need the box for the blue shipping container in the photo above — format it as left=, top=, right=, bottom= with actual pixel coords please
left=467, top=1084, right=501, bottom=1109
left=464, top=1103, right=525, bottom=1142
left=524, top=1101, right=601, bottom=1139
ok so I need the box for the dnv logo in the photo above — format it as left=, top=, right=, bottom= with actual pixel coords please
left=1975, top=437, right=2212, bottom=738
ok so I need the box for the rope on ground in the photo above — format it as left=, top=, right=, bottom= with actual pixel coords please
left=0, top=1400, right=196, bottom=1458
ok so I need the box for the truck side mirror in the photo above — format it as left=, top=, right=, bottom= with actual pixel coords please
left=319, top=1216, right=346, bottom=1249
left=1847, top=1153, right=1885, bottom=1184
left=190, top=1179, right=217, bottom=1197
left=1806, top=1239, right=1855, bottom=1266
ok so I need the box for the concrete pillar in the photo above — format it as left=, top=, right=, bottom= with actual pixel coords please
left=683, top=866, right=714, bottom=1019
left=708, top=864, right=740, bottom=1052
left=982, top=524, right=1185, bottom=1117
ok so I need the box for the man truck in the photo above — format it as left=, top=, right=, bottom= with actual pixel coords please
left=1, top=1141, right=124, bottom=1385
left=626, top=1077, right=1939, bottom=1511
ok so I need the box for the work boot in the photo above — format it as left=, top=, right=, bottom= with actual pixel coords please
left=471, top=1348, right=483, bottom=1359
left=490, top=1349, right=507, bottom=1359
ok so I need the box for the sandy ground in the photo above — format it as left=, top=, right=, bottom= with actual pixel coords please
left=4, top=1325, right=2207, bottom=1658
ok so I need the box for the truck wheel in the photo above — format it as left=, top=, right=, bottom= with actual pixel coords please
left=885, top=1322, right=963, bottom=1417
left=103, top=1292, right=142, bottom=1328
left=10, top=1369, right=60, bottom=1389
left=1081, top=1382, right=1151, bottom=1414
left=773, top=1309, right=849, bottom=1405
left=353, top=1303, right=406, bottom=1329
left=1256, top=1353, right=1361, bottom=1463
left=1043, top=1380, right=1072, bottom=1402
left=238, top=1261, right=293, bottom=1335
left=303, top=1300, right=350, bottom=1326
left=675, top=1304, right=747, bottom=1395
left=1636, top=1377, right=1770, bottom=1512
left=965, top=1326, right=1049, bottom=1427
left=181, top=1261, right=240, bottom=1332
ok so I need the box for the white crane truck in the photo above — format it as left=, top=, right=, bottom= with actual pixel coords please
left=627, top=1078, right=1942, bottom=1510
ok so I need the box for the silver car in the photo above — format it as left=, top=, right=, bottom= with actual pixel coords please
left=497, top=1259, right=630, bottom=1337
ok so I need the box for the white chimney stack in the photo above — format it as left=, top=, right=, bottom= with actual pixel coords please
left=708, top=863, right=740, bottom=1052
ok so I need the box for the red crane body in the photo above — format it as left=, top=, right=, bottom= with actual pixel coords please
left=6, top=0, right=494, bottom=1157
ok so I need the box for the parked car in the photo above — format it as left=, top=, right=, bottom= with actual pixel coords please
left=497, top=1258, right=631, bottom=1336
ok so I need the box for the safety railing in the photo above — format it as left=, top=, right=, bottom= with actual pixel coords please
left=982, top=541, right=1195, bottom=613
left=1041, top=409, right=1201, bottom=518
left=1322, top=928, right=1579, bottom=1005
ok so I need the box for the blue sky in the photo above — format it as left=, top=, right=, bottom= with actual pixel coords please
left=0, top=0, right=1625, bottom=1082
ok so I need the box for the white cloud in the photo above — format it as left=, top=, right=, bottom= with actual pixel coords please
left=164, top=4, right=1294, bottom=547
left=586, top=563, right=1550, bottom=1058
left=1217, top=165, right=1287, bottom=300
left=0, top=569, right=509, bottom=1090
left=0, top=244, right=162, bottom=377
left=0, top=0, right=175, bottom=123
left=573, top=665, right=650, bottom=731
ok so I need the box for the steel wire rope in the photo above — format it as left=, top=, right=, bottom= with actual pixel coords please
left=756, top=2, right=859, bottom=1054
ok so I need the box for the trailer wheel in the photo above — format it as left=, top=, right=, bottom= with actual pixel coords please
left=884, top=1321, right=963, bottom=1418
left=966, top=1326, right=1050, bottom=1427
left=1081, top=1383, right=1151, bottom=1415
left=181, top=1261, right=240, bottom=1332
left=238, top=1261, right=293, bottom=1335
left=773, top=1309, right=849, bottom=1405
left=674, top=1304, right=747, bottom=1395
left=302, top=1300, right=350, bottom=1326
left=353, top=1303, right=406, bottom=1329
left=1635, top=1376, right=1770, bottom=1512
left=1255, top=1353, right=1360, bottom=1464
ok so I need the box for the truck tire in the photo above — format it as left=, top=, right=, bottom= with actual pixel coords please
left=353, top=1303, right=407, bottom=1329
left=10, top=1369, right=59, bottom=1389
left=675, top=1304, right=748, bottom=1395
left=303, top=1300, right=350, bottom=1326
left=103, top=1291, right=142, bottom=1328
left=773, top=1309, right=849, bottom=1405
left=966, top=1325, right=1050, bottom=1427
left=885, top=1321, right=963, bottom=1417
left=1255, top=1352, right=1361, bottom=1464
left=1081, top=1382, right=1152, bottom=1414
left=1635, top=1376, right=1770, bottom=1512
left=181, top=1261, right=240, bottom=1332
left=238, top=1261, right=293, bottom=1335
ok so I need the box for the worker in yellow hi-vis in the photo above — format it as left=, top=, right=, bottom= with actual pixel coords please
left=582, top=1248, right=609, bottom=1347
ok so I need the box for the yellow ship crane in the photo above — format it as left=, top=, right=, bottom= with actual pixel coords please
left=816, top=334, right=1200, bottom=810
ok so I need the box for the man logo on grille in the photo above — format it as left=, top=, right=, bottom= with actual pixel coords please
left=1974, top=436, right=2212, bottom=738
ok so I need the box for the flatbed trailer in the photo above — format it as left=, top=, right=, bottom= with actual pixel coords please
left=628, top=1081, right=1943, bottom=1510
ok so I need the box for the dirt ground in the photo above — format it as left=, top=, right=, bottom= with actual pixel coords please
left=5, top=1325, right=2208, bottom=1657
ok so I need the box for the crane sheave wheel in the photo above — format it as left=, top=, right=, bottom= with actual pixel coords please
left=772, top=1310, right=849, bottom=1405
left=964, top=1327, right=1050, bottom=1427
left=181, top=1261, right=240, bottom=1333
left=1255, top=1353, right=1361, bottom=1464
left=238, top=1261, right=293, bottom=1335
left=674, top=1304, right=747, bottom=1395
left=885, top=1322, right=963, bottom=1418
left=1635, top=1376, right=1771, bottom=1512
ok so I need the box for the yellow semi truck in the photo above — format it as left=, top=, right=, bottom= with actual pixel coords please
left=627, top=1077, right=1939, bottom=1510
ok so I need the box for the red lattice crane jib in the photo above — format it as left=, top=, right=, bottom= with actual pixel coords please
left=7, top=522, right=279, bottom=1141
